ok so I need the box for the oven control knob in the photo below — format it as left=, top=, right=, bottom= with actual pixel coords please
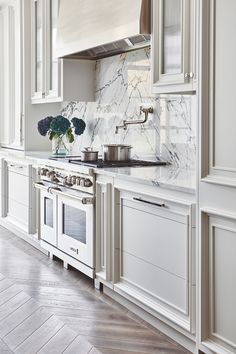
left=76, top=177, right=81, bottom=185
left=46, top=170, right=51, bottom=178
left=80, top=178, right=85, bottom=187
left=84, top=179, right=93, bottom=187
left=71, top=176, right=77, bottom=185
left=41, top=168, right=49, bottom=176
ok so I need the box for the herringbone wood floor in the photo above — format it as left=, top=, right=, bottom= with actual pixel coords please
left=0, top=226, right=191, bottom=354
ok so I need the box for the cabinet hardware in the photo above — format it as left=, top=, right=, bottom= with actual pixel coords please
left=184, top=73, right=190, bottom=79
left=189, top=72, right=194, bottom=79
left=133, top=197, right=166, bottom=208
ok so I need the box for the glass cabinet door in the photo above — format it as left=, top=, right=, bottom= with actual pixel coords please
left=32, top=0, right=45, bottom=100
left=162, top=0, right=182, bottom=75
left=45, top=0, right=61, bottom=99
left=152, top=0, right=195, bottom=94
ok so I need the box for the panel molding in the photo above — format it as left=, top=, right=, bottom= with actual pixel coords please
left=201, top=210, right=236, bottom=353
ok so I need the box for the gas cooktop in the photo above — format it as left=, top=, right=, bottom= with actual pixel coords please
left=49, top=156, right=167, bottom=168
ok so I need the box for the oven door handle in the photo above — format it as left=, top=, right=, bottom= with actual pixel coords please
left=33, top=182, right=94, bottom=205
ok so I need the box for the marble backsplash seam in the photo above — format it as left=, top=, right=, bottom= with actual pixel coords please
left=61, top=48, right=196, bottom=170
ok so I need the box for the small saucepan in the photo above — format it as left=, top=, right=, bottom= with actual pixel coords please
left=81, top=147, right=99, bottom=162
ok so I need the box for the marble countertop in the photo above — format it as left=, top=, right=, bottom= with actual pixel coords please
left=0, top=149, right=196, bottom=194
left=95, top=165, right=196, bottom=194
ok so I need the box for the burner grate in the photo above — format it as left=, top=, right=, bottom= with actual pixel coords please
left=68, top=159, right=167, bottom=168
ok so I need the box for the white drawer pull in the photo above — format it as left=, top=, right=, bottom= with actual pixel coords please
left=133, top=197, right=166, bottom=208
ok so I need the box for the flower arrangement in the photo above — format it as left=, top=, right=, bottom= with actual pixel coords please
left=37, top=115, right=86, bottom=155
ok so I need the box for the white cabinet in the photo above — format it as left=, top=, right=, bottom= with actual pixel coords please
left=0, top=0, right=59, bottom=151
left=113, top=188, right=196, bottom=333
left=152, top=0, right=197, bottom=94
left=199, top=0, right=236, bottom=353
left=0, top=0, right=22, bottom=149
left=95, top=177, right=113, bottom=287
left=4, top=160, right=36, bottom=234
left=31, top=0, right=95, bottom=104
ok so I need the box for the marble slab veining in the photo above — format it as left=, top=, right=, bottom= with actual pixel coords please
left=61, top=48, right=197, bottom=171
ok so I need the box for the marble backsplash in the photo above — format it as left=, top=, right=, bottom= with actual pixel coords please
left=61, top=48, right=196, bottom=169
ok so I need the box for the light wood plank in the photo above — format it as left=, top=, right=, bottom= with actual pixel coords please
left=38, top=325, right=78, bottom=354
left=63, top=336, right=93, bottom=354
left=0, top=284, right=22, bottom=306
left=0, top=291, right=30, bottom=321
left=15, top=315, right=64, bottom=354
left=0, top=298, right=40, bottom=337
left=4, top=307, right=52, bottom=350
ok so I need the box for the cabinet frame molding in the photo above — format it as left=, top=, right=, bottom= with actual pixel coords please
left=152, top=0, right=196, bottom=94
left=200, top=209, right=236, bottom=354
left=201, top=0, right=236, bottom=186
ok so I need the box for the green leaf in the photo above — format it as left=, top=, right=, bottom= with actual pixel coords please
left=66, top=129, right=74, bottom=143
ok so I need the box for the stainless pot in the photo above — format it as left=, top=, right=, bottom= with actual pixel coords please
left=81, top=147, right=99, bottom=162
left=103, top=144, right=132, bottom=161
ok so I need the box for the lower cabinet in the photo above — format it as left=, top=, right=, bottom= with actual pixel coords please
left=3, top=160, right=37, bottom=235
left=113, top=188, right=196, bottom=334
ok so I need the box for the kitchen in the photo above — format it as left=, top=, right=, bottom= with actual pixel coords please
left=0, top=1, right=234, bottom=354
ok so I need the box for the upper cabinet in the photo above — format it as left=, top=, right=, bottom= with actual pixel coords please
left=31, top=0, right=95, bottom=104
left=152, top=0, right=197, bottom=94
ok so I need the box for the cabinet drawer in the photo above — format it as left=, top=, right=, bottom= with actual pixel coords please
left=8, top=163, right=29, bottom=176
left=121, top=201, right=189, bottom=279
left=121, top=251, right=187, bottom=313
left=8, top=172, right=29, bottom=206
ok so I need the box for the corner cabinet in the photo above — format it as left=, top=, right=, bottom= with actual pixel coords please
left=31, top=0, right=95, bottom=104
left=152, top=0, right=197, bottom=94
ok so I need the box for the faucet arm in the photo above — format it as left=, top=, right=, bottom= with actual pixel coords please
left=115, top=106, right=153, bottom=134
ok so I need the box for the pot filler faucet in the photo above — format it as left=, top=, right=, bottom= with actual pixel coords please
left=115, top=106, right=154, bottom=134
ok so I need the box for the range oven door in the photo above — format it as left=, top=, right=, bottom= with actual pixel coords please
left=35, top=182, right=57, bottom=247
left=57, top=192, right=94, bottom=268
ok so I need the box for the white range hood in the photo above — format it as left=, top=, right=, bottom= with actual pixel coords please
left=56, top=0, right=151, bottom=60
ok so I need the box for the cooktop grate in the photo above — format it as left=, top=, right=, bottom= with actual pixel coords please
left=67, top=159, right=167, bottom=168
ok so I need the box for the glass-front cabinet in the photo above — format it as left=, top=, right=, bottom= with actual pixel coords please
left=31, top=0, right=61, bottom=103
left=152, top=0, right=196, bottom=94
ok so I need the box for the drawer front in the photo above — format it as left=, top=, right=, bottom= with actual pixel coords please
left=121, top=204, right=189, bottom=279
left=8, top=163, right=29, bottom=176
left=8, top=172, right=29, bottom=206
left=121, top=251, right=188, bottom=314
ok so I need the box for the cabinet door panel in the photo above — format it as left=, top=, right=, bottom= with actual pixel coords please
left=162, top=0, right=182, bottom=75
left=121, top=251, right=187, bottom=313
left=122, top=204, right=188, bottom=279
left=152, top=0, right=195, bottom=93
left=8, top=173, right=29, bottom=207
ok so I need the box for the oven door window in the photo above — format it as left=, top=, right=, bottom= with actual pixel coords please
left=62, top=204, right=86, bottom=244
left=44, top=197, right=54, bottom=228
